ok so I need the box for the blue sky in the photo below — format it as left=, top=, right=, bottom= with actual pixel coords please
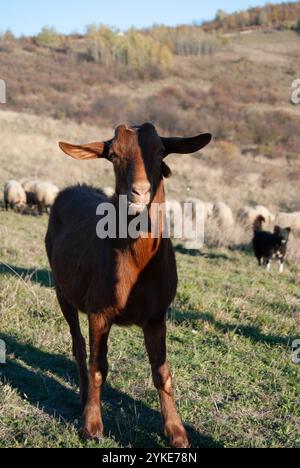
left=0, top=0, right=294, bottom=36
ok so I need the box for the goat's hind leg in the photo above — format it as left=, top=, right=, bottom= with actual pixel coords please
left=143, top=318, right=190, bottom=449
left=56, top=291, right=88, bottom=407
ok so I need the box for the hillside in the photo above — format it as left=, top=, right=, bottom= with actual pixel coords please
left=1, top=7, right=300, bottom=211
left=1, top=106, right=300, bottom=216
left=202, top=1, right=300, bottom=32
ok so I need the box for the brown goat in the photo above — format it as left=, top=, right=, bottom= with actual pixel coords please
left=45, top=123, right=212, bottom=448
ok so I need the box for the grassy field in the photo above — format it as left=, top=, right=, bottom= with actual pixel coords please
left=0, top=211, right=299, bottom=448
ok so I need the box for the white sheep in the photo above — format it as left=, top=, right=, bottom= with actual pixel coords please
left=35, top=182, right=59, bottom=214
left=184, top=198, right=212, bottom=224
left=238, top=205, right=275, bottom=230
left=20, top=179, right=39, bottom=206
left=213, top=202, right=234, bottom=229
left=4, top=180, right=27, bottom=212
left=275, top=212, right=300, bottom=233
left=254, top=205, right=275, bottom=225
left=204, top=202, right=214, bottom=221
left=21, top=178, right=39, bottom=192
left=165, top=199, right=183, bottom=239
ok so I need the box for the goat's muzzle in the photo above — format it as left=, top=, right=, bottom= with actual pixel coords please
left=128, top=183, right=151, bottom=215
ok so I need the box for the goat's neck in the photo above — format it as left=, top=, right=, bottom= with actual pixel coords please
left=113, top=182, right=166, bottom=304
left=129, top=180, right=166, bottom=267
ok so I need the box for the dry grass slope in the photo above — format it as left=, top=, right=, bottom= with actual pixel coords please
left=1, top=29, right=300, bottom=212
left=1, top=107, right=300, bottom=213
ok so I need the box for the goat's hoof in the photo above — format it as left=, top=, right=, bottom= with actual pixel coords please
left=81, top=422, right=104, bottom=441
left=167, top=425, right=190, bottom=449
left=171, top=435, right=190, bottom=449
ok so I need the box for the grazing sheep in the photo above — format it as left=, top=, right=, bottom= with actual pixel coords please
left=165, top=199, right=185, bottom=239
left=184, top=198, right=212, bottom=224
left=3, top=180, right=27, bottom=212
left=35, top=182, right=59, bottom=214
left=21, top=178, right=39, bottom=193
left=179, top=199, right=214, bottom=247
left=184, top=197, right=204, bottom=215
left=20, top=178, right=37, bottom=190
left=20, top=179, right=39, bottom=207
left=238, top=205, right=275, bottom=230
left=275, top=212, right=300, bottom=234
left=164, top=198, right=207, bottom=246
left=213, top=202, right=234, bottom=229
left=238, top=206, right=256, bottom=227
left=254, top=205, right=275, bottom=225
left=204, top=202, right=214, bottom=221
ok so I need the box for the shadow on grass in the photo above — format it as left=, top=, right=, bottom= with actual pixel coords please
left=171, top=310, right=297, bottom=348
left=0, top=334, right=222, bottom=449
left=229, top=244, right=253, bottom=255
left=0, top=263, right=53, bottom=288
left=175, top=245, right=233, bottom=261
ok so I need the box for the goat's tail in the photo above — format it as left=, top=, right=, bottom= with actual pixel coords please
left=253, top=215, right=266, bottom=233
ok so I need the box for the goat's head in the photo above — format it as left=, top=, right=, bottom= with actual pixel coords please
left=59, top=123, right=212, bottom=214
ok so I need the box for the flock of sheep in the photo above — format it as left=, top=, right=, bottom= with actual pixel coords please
left=3, top=179, right=59, bottom=215
left=166, top=198, right=300, bottom=235
left=3, top=181, right=300, bottom=236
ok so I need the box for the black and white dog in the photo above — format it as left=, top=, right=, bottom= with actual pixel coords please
left=253, top=215, right=291, bottom=273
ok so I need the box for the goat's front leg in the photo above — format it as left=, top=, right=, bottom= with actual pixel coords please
left=143, top=318, right=190, bottom=449
left=82, top=313, right=110, bottom=440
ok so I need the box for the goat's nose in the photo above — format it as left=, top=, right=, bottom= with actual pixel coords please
left=131, top=184, right=151, bottom=198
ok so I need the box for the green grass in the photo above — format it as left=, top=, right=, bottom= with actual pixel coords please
left=0, top=211, right=299, bottom=448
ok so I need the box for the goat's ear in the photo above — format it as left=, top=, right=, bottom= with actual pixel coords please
left=161, top=133, right=212, bottom=157
left=59, top=141, right=108, bottom=160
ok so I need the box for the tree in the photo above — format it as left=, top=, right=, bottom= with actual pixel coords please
left=237, top=11, right=251, bottom=28
left=36, top=27, right=62, bottom=47
left=1, top=30, right=15, bottom=41
left=257, top=10, right=269, bottom=26
left=216, top=9, right=228, bottom=23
